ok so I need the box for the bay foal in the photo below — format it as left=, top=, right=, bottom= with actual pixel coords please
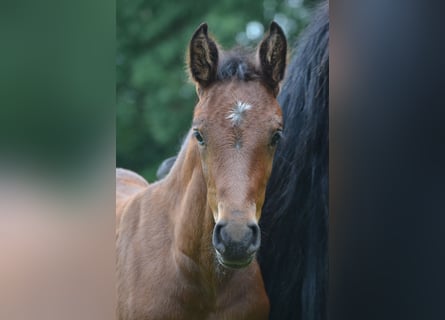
left=116, top=22, right=287, bottom=320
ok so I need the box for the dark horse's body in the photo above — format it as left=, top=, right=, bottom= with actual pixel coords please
left=258, top=3, right=328, bottom=320
left=154, top=4, right=329, bottom=319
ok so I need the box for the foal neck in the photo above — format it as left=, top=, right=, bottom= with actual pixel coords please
left=163, top=133, right=228, bottom=285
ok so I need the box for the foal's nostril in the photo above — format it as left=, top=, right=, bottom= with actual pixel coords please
left=249, top=223, right=259, bottom=239
left=212, top=222, right=226, bottom=254
left=247, top=223, right=261, bottom=254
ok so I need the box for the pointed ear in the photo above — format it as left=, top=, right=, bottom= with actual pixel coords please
left=188, top=23, right=219, bottom=89
left=258, top=22, right=287, bottom=96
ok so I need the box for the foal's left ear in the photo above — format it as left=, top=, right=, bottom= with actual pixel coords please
left=188, top=23, right=219, bottom=91
left=258, top=22, right=287, bottom=96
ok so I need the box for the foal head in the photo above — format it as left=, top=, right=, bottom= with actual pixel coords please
left=188, top=23, right=286, bottom=269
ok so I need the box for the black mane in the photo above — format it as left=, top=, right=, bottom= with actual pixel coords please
left=258, top=3, right=329, bottom=320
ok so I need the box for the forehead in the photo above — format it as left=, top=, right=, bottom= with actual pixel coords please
left=193, top=80, right=282, bottom=127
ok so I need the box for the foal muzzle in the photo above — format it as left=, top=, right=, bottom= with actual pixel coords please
left=212, top=221, right=260, bottom=269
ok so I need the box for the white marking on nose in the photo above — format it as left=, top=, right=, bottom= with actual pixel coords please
left=226, top=101, right=252, bottom=126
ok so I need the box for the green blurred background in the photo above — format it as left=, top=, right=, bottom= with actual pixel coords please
left=117, top=0, right=319, bottom=181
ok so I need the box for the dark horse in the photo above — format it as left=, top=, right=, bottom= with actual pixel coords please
left=258, top=3, right=328, bottom=320
left=154, top=3, right=328, bottom=319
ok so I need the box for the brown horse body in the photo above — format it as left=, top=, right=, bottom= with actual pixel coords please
left=117, top=23, right=287, bottom=320
left=116, top=168, right=149, bottom=234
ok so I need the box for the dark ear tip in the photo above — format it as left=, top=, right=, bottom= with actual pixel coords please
left=269, top=21, right=285, bottom=37
left=194, top=22, right=208, bottom=36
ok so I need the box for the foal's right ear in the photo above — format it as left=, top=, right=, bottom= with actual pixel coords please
left=188, top=23, right=219, bottom=90
left=258, top=22, right=287, bottom=96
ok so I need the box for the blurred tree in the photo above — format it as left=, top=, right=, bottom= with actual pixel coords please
left=117, top=0, right=320, bottom=181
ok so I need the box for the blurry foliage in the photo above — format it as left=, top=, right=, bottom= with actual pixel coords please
left=0, top=1, right=114, bottom=183
left=117, top=0, right=319, bottom=181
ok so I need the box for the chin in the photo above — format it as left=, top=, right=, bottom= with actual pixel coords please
left=216, top=251, right=255, bottom=269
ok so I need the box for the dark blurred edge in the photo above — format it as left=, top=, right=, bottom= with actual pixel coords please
left=0, top=0, right=115, bottom=185
left=330, top=1, right=445, bottom=320
left=0, top=0, right=115, bottom=319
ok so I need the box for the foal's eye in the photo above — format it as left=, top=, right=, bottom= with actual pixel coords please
left=270, top=130, right=283, bottom=147
left=193, top=130, right=205, bottom=146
